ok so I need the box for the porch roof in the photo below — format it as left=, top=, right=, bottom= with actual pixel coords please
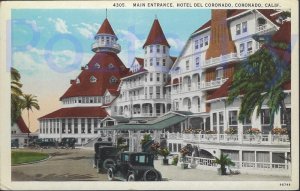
left=96, top=113, right=186, bottom=131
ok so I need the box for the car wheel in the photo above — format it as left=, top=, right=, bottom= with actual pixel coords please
left=127, top=174, right=135, bottom=181
left=107, top=168, right=114, bottom=181
left=143, top=170, right=158, bottom=181
left=103, top=159, right=116, bottom=170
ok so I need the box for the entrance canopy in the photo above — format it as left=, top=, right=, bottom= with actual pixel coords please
left=96, top=113, right=187, bottom=131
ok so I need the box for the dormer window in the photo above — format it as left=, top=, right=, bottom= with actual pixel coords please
left=94, top=63, right=100, bottom=68
left=108, top=63, right=115, bottom=69
left=85, top=65, right=89, bottom=69
left=110, top=76, right=117, bottom=83
left=90, top=76, right=97, bottom=83
left=76, top=78, right=80, bottom=84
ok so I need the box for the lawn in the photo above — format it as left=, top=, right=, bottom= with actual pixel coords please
left=11, top=151, right=49, bottom=165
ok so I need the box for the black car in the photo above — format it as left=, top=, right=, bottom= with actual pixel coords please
left=107, top=152, right=162, bottom=181
left=35, top=138, right=57, bottom=148
left=94, top=145, right=119, bottom=173
left=58, top=137, right=76, bottom=149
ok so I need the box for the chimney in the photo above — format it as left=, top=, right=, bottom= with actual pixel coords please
left=205, top=10, right=236, bottom=60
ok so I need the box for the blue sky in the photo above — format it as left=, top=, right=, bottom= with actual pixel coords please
left=11, top=9, right=211, bottom=130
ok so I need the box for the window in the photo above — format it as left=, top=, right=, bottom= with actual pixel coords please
left=156, top=58, right=160, bottom=66
left=216, top=67, right=224, bottom=80
left=195, top=40, right=199, bottom=49
left=87, top=118, right=91, bottom=134
left=149, top=87, right=153, bottom=98
left=94, top=63, right=100, bottom=68
left=145, top=48, right=147, bottom=54
left=200, top=38, right=203, bottom=47
left=150, top=73, right=153, bottom=81
left=144, top=59, right=147, bottom=67
left=150, top=58, right=153, bottom=66
left=240, top=43, right=245, bottom=53
left=150, top=45, right=153, bottom=53
left=219, top=112, right=224, bottom=133
left=163, top=74, right=167, bottom=82
left=106, top=36, right=109, bottom=44
left=213, top=113, right=217, bottom=132
left=204, top=36, right=208, bottom=46
left=261, top=109, right=272, bottom=133
left=90, top=76, right=97, bottom=83
left=156, top=73, right=160, bottom=82
left=108, top=63, right=114, bottom=69
left=156, top=86, right=160, bottom=98
left=74, top=118, right=78, bottom=134
left=186, top=60, right=190, bottom=70
left=247, top=41, right=252, bottom=53
left=101, top=36, right=104, bottom=43
left=163, top=46, right=166, bottom=54
left=229, top=110, right=238, bottom=131
left=195, top=57, right=200, bottom=67
left=145, top=74, right=147, bottom=82
left=110, top=76, right=117, bottom=83
left=162, top=59, right=166, bottom=66
left=242, top=21, right=247, bottom=33
left=236, top=24, right=241, bottom=35
left=156, top=45, right=160, bottom=53
left=242, top=116, right=252, bottom=133
left=280, top=108, right=291, bottom=129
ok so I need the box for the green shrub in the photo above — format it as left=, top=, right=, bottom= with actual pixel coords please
left=172, top=155, right=179, bottom=166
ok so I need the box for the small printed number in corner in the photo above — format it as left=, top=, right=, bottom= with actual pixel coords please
left=113, top=3, right=125, bottom=7
left=279, top=182, right=290, bottom=186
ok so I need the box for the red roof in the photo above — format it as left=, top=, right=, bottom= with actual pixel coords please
left=172, top=78, right=179, bottom=85
left=39, top=107, right=108, bottom=119
left=135, top=57, right=144, bottom=67
left=272, top=21, right=291, bottom=44
left=207, top=78, right=232, bottom=100
left=60, top=52, right=129, bottom=100
left=193, top=9, right=280, bottom=34
left=97, top=18, right=116, bottom=36
left=143, top=19, right=170, bottom=48
left=16, top=117, right=31, bottom=133
left=107, top=89, right=119, bottom=96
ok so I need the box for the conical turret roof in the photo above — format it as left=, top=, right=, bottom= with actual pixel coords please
left=97, top=18, right=116, bottom=36
left=143, top=19, right=170, bottom=48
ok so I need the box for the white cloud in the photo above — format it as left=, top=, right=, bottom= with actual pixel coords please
left=118, top=29, right=145, bottom=51
left=167, top=37, right=186, bottom=51
left=76, top=22, right=100, bottom=39
left=25, top=20, right=39, bottom=31
left=48, top=18, right=71, bottom=34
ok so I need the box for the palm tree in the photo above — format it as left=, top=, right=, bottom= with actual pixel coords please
left=227, top=45, right=291, bottom=139
left=11, top=67, right=24, bottom=123
left=214, top=153, right=235, bottom=175
left=22, top=94, right=40, bottom=130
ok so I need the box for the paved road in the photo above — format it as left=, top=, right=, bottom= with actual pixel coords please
left=12, top=148, right=291, bottom=181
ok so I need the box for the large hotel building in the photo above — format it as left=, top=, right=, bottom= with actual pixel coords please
left=39, top=9, right=291, bottom=175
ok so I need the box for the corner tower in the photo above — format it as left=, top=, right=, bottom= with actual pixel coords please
left=92, top=18, right=121, bottom=54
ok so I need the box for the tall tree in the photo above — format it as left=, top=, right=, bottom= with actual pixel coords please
left=22, top=94, right=40, bottom=130
left=11, top=67, right=24, bottom=123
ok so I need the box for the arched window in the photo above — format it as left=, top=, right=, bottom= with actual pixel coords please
left=85, top=64, right=89, bottom=69
left=90, top=76, right=97, bottom=83
left=76, top=78, right=80, bottom=84
left=110, top=76, right=117, bottom=84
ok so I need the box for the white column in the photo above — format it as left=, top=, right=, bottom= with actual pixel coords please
left=239, top=150, right=242, bottom=169
left=71, top=118, right=75, bottom=135
left=238, top=122, right=243, bottom=143
left=59, top=119, right=62, bottom=141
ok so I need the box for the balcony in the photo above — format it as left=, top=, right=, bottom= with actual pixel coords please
left=124, top=82, right=144, bottom=90
left=203, top=53, right=238, bottom=69
left=119, top=94, right=171, bottom=103
left=201, top=78, right=228, bottom=91
left=167, top=132, right=290, bottom=146
left=256, top=24, right=276, bottom=35
left=91, top=42, right=121, bottom=53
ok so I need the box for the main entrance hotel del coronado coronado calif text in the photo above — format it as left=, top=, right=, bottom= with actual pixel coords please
left=38, top=9, right=291, bottom=176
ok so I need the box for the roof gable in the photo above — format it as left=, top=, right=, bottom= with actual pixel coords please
left=16, top=117, right=31, bottom=133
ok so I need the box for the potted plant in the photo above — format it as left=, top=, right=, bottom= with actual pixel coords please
left=179, top=147, right=189, bottom=169
left=150, top=142, right=160, bottom=159
left=246, top=128, right=261, bottom=135
left=213, top=153, right=235, bottom=175
left=158, top=147, right=170, bottom=165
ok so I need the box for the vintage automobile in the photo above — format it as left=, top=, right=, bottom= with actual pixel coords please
left=107, top=152, right=162, bottom=181
left=34, top=138, right=57, bottom=149
left=58, top=137, right=76, bottom=149
left=94, top=145, right=119, bottom=173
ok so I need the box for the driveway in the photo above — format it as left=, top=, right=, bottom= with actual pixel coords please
left=12, top=148, right=105, bottom=181
left=12, top=148, right=291, bottom=181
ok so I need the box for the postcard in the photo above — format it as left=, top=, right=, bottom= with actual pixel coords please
left=0, top=0, right=299, bottom=190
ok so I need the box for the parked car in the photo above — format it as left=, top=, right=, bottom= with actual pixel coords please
left=107, top=152, right=162, bottom=181
left=94, top=145, right=119, bottom=173
left=34, top=138, right=57, bottom=148
left=58, top=137, right=76, bottom=149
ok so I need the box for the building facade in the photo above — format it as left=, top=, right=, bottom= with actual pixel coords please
left=38, top=9, right=291, bottom=175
